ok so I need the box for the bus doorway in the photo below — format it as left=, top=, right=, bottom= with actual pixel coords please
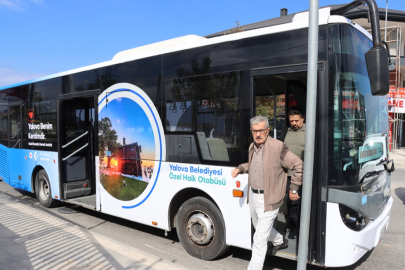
left=252, top=69, right=311, bottom=260
left=59, top=96, right=97, bottom=209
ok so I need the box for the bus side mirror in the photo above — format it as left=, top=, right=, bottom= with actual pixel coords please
left=365, top=46, right=390, bottom=96
left=387, top=159, right=395, bottom=173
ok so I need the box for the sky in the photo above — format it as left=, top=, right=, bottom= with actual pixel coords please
left=99, top=97, right=156, bottom=166
left=0, top=0, right=404, bottom=88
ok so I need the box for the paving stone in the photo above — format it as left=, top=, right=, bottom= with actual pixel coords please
left=3, top=243, right=28, bottom=257
left=0, top=237, right=16, bottom=247
left=0, top=261, right=29, bottom=270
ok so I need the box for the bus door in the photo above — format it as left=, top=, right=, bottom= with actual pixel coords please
left=252, top=76, right=286, bottom=140
left=7, top=102, right=22, bottom=187
left=251, top=64, right=324, bottom=263
left=59, top=95, right=96, bottom=206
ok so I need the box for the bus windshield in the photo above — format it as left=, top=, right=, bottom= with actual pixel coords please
left=330, top=24, right=389, bottom=186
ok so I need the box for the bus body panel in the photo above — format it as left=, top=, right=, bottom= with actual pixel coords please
left=1, top=146, right=59, bottom=198
left=324, top=197, right=392, bottom=267
left=97, top=83, right=252, bottom=250
left=98, top=162, right=252, bottom=249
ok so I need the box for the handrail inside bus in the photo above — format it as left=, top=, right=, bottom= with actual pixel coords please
left=12, top=139, right=20, bottom=149
left=11, top=127, right=20, bottom=139
left=62, top=143, right=88, bottom=161
left=62, top=131, right=88, bottom=149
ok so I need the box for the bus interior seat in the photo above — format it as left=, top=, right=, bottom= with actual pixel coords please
left=206, top=138, right=230, bottom=162
left=196, top=132, right=212, bottom=160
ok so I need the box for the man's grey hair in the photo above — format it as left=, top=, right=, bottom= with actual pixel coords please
left=250, top=116, right=269, bottom=128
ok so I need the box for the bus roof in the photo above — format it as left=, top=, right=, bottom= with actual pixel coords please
left=206, top=4, right=405, bottom=38
left=0, top=7, right=371, bottom=91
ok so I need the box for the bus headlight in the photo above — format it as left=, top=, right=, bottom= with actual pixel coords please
left=339, top=204, right=371, bottom=231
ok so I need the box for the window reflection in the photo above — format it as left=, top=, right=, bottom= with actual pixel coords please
left=330, top=25, right=389, bottom=186
left=0, top=105, right=8, bottom=146
left=62, top=70, right=101, bottom=94
left=165, top=70, right=243, bottom=163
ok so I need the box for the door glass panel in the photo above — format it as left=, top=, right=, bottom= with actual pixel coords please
left=9, top=105, right=21, bottom=148
left=253, top=76, right=287, bottom=140
left=0, top=105, right=8, bottom=146
left=255, top=94, right=285, bottom=139
left=62, top=100, right=89, bottom=182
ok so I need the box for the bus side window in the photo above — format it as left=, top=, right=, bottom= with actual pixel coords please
left=0, top=106, right=8, bottom=146
left=164, top=71, right=244, bottom=165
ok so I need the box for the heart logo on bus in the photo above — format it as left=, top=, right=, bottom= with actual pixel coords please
left=28, top=109, right=34, bottom=123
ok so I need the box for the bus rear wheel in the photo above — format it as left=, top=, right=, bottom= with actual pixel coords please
left=35, top=170, right=58, bottom=208
left=176, top=197, right=229, bottom=260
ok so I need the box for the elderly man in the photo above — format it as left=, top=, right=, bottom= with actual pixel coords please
left=231, top=115, right=303, bottom=270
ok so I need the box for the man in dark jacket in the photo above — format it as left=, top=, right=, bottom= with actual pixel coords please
left=281, top=106, right=305, bottom=232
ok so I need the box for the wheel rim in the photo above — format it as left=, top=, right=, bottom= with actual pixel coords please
left=39, top=178, right=50, bottom=201
left=186, top=211, right=215, bottom=246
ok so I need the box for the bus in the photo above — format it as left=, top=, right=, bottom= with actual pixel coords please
left=0, top=2, right=394, bottom=267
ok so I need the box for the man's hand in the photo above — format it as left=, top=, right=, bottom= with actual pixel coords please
left=231, top=168, right=240, bottom=178
left=289, top=190, right=300, bottom=201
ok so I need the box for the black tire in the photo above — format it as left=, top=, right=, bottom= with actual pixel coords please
left=35, top=170, right=58, bottom=208
left=176, top=197, right=229, bottom=260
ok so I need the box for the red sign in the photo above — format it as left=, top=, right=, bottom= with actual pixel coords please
left=389, top=113, right=393, bottom=150
left=388, top=87, right=405, bottom=98
left=388, top=98, right=405, bottom=113
left=27, top=109, right=34, bottom=123
left=342, top=99, right=359, bottom=109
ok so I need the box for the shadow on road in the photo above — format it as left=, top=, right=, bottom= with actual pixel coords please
left=0, top=187, right=169, bottom=270
left=395, top=187, right=405, bottom=205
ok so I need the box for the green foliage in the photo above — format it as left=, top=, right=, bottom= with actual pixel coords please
left=99, top=117, right=118, bottom=167
left=255, top=95, right=285, bottom=130
left=100, top=174, right=149, bottom=201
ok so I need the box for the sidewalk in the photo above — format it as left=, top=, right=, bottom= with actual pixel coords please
left=390, top=147, right=405, bottom=168
left=0, top=188, right=187, bottom=270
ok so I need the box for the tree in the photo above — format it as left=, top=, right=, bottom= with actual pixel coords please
left=99, top=117, right=118, bottom=168
left=225, top=21, right=245, bottom=35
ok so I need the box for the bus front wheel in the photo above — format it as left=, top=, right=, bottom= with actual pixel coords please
left=35, top=170, right=58, bottom=208
left=176, top=197, right=229, bottom=260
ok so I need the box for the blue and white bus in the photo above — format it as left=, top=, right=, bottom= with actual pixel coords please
left=0, top=2, right=394, bottom=267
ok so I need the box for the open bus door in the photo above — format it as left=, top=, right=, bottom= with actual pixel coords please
left=251, top=63, right=326, bottom=264
left=7, top=102, right=23, bottom=188
left=58, top=93, right=98, bottom=209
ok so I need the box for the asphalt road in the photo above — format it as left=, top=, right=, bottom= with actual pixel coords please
left=0, top=168, right=404, bottom=270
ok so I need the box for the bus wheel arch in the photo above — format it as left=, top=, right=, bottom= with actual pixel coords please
left=169, top=188, right=219, bottom=229
left=169, top=189, right=229, bottom=260
left=31, top=165, right=45, bottom=194
left=34, top=169, right=59, bottom=208
left=176, top=196, right=228, bottom=260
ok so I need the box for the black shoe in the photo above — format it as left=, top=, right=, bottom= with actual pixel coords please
left=272, top=237, right=288, bottom=256
left=285, top=221, right=297, bottom=232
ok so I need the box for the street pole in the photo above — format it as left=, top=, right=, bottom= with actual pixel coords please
left=297, top=0, right=319, bottom=269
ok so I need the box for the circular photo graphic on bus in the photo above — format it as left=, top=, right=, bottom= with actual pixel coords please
left=98, top=89, right=158, bottom=201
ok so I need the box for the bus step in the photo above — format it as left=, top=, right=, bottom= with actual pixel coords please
left=64, top=180, right=91, bottom=199
left=66, top=194, right=97, bottom=210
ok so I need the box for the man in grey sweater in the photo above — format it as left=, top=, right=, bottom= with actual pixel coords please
left=231, top=115, right=303, bottom=270
left=281, top=106, right=305, bottom=232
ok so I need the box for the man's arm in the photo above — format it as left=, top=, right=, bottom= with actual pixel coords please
left=231, top=162, right=249, bottom=178
left=279, top=144, right=303, bottom=190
